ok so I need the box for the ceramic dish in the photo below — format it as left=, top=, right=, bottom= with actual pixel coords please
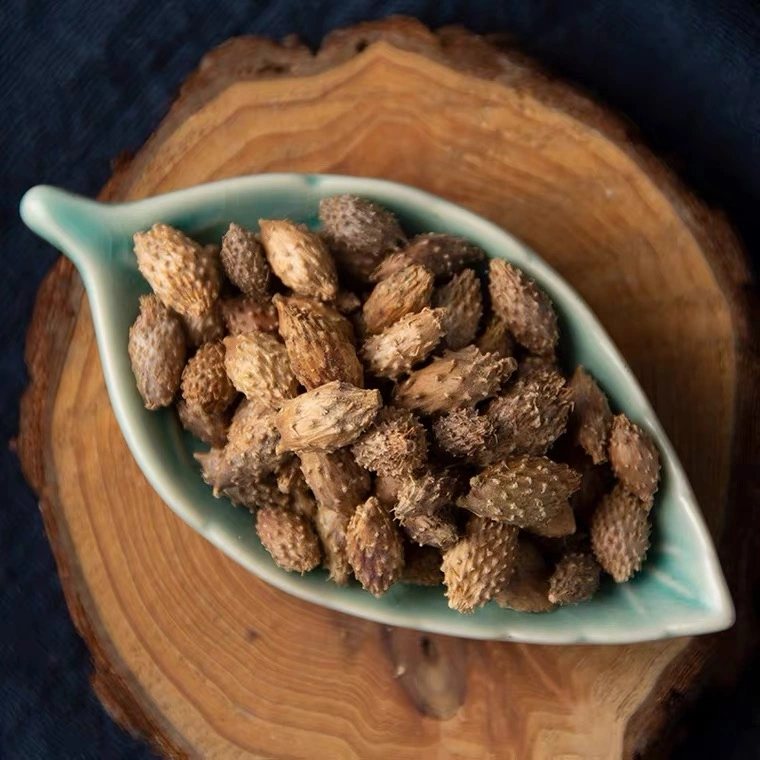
left=20, top=174, right=734, bottom=643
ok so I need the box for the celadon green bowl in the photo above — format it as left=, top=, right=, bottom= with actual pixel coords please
left=20, top=174, right=734, bottom=644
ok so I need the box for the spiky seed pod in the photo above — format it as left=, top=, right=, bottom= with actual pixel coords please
left=548, top=552, right=601, bottom=605
left=256, top=506, right=321, bottom=574
left=458, top=455, right=582, bottom=529
left=569, top=367, right=612, bottom=464
left=219, top=222, right=271, bottom=299
left=476, top=315, right=516, bottom=359
left=362, top=264, right=434, bottom=335
left=275, top=456, right=305, bottom=495
left=402, top=544, right=444, bottom=586
left=275, top=381, right=382, bottom=453
left=176, top=399, right=230, bottom=448
left=298, top=449, right=371, bottom=515
left=432, top=407, right=496, bottom=459
left=346, top=496, right=405, bottom=596
left=360, top=308, right=446, bottom=380
left=527, top=500, right=577, bottom=539
left=608, top=414, right=661, bottom=506
left=399, top=509, right=459, bottom=550
left=494, top=540, right=554, bottom=613
left=223, top=331, right=299, bottom=409
left=591, top=484, right=651, bottom=582
left=291, top=486, right=318, bottom=520
left=482, top=369, right=573, bottom=461
left=221, top=296, right=279, bottom=335
left=274, top=294, right=363, bottom=389
left=394, top=468, right=461, bottom=520
left=488, top=259, right=558, bottom=356
left=351, top=407, right=428, bottom=478
left=128, top=294, right=186, bottom=410
left=319, top=194, right=407, bottom=282
left=434, top=268, right=483, bottom=350
left=258, top=219, right=338, bottom=301
left=516, top=354, right=559, bottom=381
left=371, top=233, right=484, bottom=282
left=180, top=341, right=237, bottom=413
left=134, top=224, right=220, bottom=317
left=181, top=302, right=225, bottom=349
left=333, top=289, right=362, bottom=314
left=442, top=516, right=519, bottom=613
left=395, top=345, right=516, bottom=415
left=374, top=474, right=404, bottom=508
left=315, top=504, right=353, bottom=585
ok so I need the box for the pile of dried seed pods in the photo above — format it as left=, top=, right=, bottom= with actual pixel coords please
left=128, top=195, right=661, bottom=613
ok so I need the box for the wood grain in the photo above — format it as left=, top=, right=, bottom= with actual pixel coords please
left=18, top=16, right=760, bottom=759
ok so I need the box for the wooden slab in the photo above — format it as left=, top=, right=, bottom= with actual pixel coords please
left=18, top=16, right=760, bottom=759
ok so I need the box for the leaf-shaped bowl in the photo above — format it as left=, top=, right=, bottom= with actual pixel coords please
left=20, top=174, right=734, bottom=644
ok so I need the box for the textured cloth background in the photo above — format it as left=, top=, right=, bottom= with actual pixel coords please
left=1, top=2, right=759, bottom=758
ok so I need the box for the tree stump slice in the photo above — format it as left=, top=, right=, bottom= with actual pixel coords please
left=18, top=17, right=760, bottom=760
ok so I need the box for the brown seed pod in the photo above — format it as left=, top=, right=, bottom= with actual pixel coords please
left=434, top=268, right=483, bottom=350
left=432, top=407, right=496, bottom=459
left=608, top=414, right=661, bottom=506
left=290, top=486, right=318, bottom=521
left=223, top=331, right=299, bottom=409
left=591, top=484, right=651, bottom=582
left=176, top=398, right=230, bottom=448
left=221, top=296, right=279, bottom=335
left=494, top=539, right=554, bottom=613
left=402, top=544, right=444, bottom=586
left=394, top=468, right=461, bottom=521
left=526, top=501, right=577, bottom=538
left=276, top=381, right=382, bottom=453
left=258, top=219, right=338, bottom=301
left=476, top=315, right=516, bottom=359
left=442, top=516, right=519, bottom=613
left=351, top=407, right=428, bottom=478
left=275, top=456, right=305, bottom=495
left=128, top=294, right=187, bottom=410
left=180, top=302, right=225, bottom=349
left=374, top=474, right=404, bottom=508
left=360, top=307, right=446, bottom=380
left=458, top=455, right=582, bottom=529
left=134, top=224, right=220, bottom=317
left=181, top=341, right=237, bottom=413
left=488, top=259, right=558, bottom=356
left=256, top=506, right=322, bottom=574
left=220, top=222, right=271, bottom=299
left=371, top=233, right=484, bottom=282
left=569, top=367, right=612, bottom=465
left=315, top=504, right=353, bottom=585
left=399, top=509, right=459, bottom=550
left=319, top=194, right=407, bottom=282
left=395, top=345, right=516, bottom=415
left=362, top=264, right=434, bottom=335
left=274, top=294, right=363, bottom=389
left=548, top=552, right=601, bottom=605
left=298, top=449, right=371, bottom=515
left=346, top=496, right=405, bottom=596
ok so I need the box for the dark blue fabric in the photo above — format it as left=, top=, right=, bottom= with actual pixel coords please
left=1, top=2, right=758, bottom=758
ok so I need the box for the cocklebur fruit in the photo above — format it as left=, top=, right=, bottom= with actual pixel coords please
left=608, top=414, right=660, bottom=506
left=362, top=264, right=434, bottom=335
left=220, top=222, right=271, bottom=299
left=181, top=302, right=225, bottom=349
left=298, top=449, right=371, bottom=515
left=432, top=407, right=496, bottom=459
left=476, top=315, right=516, bottom=359
left=569, top=367, right=612, bottom=465
left=434, top=268, right=483, bottom=350
left=176, top=398, right=230, bottom=448
left=221, top=296, right=279, bottom=335
left=315, top=504, right=353, bottom=585
left=548, top=552, right=601, bottom=605
left=181, top=341, right=237, bottom=413
left=394, top=468, right=461, bottom=520
left=494, top=540, right=554, bottom=613
left=399, top=509, right=459, bottom=550
left=256, top=506, right=322, bottom=574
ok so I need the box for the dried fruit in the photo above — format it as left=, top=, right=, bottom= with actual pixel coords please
left=180, top=341, right=237, bottom=413
left=128, top=294, right=186, bottom=410
left=276, top=381, right=382, bottom=453
left=458, top=455, right=581, bottom=529
left=223, top=331, right=299, bottom=408
left=608, top=414, right=660, bottom=505
left=351, top=407, right=428, bottom=477
left=434, top=268, right=483, bottom=350
left=569, top=367, right=612, bottom=464
left=442, top=516, right=518, bottom=613
left=220, top=222, right=270, bottom=299
left=275, top=456, right=305, bottom=495
left=488, top=259, right=558, bottom=356
left=527, top=501, right=577, bottom=538
left=346, top=497, right=404, bottom=596
left=274, top=294, right=363, bottom=389
left=319, top=194, right=407, bottom=282
left=221, top=296, right=278, bottom=335
left=399, top=509, right=459, bottom=550
left=494, top=540, right=554, bottom=613
left=394, top=468, right=461, bottom=520
left=181, top=303, right=225, bottom=349
left=315, top=504, right=352, bottom=585
left=362, top=264, right=434, bottom=335
left=432, top=407, right=496, bottom=459
left=134, top=224, right=220, bottom=317
left=372, top=233, right=484, bottom=282
left=548, top=552, right=601, bottom=605
left=259, top=219, right=338, bottom=300
left=360, top=308, right=445, bottom=380
left=395, top=346, right=516, bottom=414
left=176, top=399, right=230, bottom=448
left=591, top=484, right=651, bottom=582
left=256, top=506, right=321, bottom=573
left=402, top=544, right=444, bottom=586
left=298, top=449, right=371, bottom=515
left=476, top=315, right=516, bottom=359
left=374, top=474, right=404, bottom=507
